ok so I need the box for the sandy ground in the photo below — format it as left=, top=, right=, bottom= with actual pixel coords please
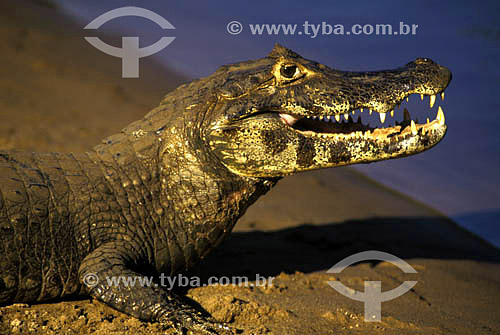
left=0, top=1, right=499, bottom=334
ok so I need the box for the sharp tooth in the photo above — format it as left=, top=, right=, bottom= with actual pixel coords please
left=411, top=120, right=417, bottom=135
left=390, top=110, right=394, bottom=118
left=343, top=113, right=349, bottom=121
left=369, top=110, right=373, bottom=115
left=436, top=106, right=445, bottom=125
left=352, top=110, right=355, bottom=115
left=360, top=108, right=363, bottom=113
left=441, top=92, right=445, bottom=100
left=379, top=112, right=386, bottom=123
left=335, top=114, right=340, bottom=122
left=406, top=97, right=409, bottom=102
left=429, top=94, right=436, bottom=108
left=422, top=127, right=426, bottom=135
left=420, top=94, right=424, bottom=100
left=403, top=108, right=410, bottom=121
left=427, top=117, right=430, bottom=124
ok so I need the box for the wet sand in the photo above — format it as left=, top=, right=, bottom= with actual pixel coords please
left=0, top=1, right=499, bottom=334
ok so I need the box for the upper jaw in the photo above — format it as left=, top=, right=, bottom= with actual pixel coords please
left=277, top=57, right=451, bottom=123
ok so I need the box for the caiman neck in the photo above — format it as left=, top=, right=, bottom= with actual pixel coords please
left=158, top=123, right=278, bottom=229
left=92, top=103, right=278, bottom=230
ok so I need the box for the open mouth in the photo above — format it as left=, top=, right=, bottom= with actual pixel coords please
left=279, top=92, right=446, bottom=139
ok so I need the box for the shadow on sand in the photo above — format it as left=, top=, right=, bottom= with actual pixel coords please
left=185, top=216, right=500, bottom=283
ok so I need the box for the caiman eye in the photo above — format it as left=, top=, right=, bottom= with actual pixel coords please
left=280, top=64, right=298, bottom=79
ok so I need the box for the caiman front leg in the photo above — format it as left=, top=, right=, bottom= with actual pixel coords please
left=78, top=243, right=235, bottom=334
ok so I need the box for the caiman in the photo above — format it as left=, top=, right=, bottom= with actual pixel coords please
left=0, top=44, right=451, bottom=334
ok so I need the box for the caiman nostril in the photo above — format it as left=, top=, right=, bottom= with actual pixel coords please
left=415, top=57, right=435, bottom=65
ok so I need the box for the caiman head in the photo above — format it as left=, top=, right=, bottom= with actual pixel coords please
left=203, top=44, right=451, bottom=178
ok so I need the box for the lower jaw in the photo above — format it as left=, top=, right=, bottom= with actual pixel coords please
left=295, top=120, right=445, bottom=141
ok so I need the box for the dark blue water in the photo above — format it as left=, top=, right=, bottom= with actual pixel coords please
left=55, top=0, right=500, bottom=247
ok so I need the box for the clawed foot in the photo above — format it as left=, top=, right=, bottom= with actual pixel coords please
left=161, top=313, right=239, bottom=335
left=184, top=319, right=238, bottom=335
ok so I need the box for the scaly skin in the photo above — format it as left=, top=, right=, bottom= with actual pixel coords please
left=0, top=44, right=451, bottom=334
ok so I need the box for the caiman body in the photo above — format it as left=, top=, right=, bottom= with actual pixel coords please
left=0, top=45, right=451, bottom=334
